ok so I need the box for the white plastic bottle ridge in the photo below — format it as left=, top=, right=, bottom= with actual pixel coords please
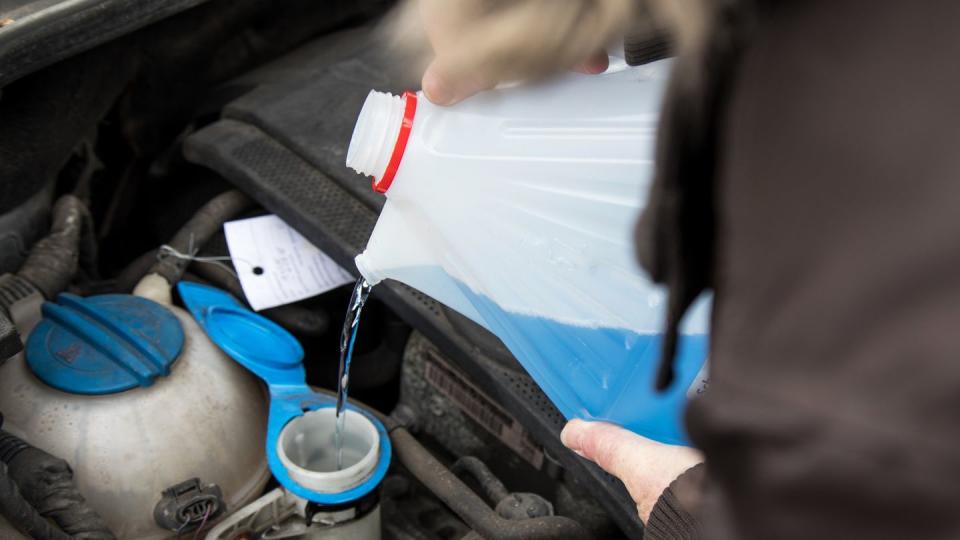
left=347, top=59, right=709, bottom=445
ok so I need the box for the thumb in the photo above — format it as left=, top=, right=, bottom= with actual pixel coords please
left=561, top=419, right=703, bottom=520
left=422, top=59, right=496, bottom=106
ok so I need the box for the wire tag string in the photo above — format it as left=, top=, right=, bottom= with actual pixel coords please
left=157, top=244, right=241, bottom=279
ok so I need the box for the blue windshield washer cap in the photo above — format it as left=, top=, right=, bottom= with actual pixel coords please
left=177, top=281, right=304, bottom=384
left=25, top=293, right=184, bottom=395
left=177, top=281, right=392, bottom=505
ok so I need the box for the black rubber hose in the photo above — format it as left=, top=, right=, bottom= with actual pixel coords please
left=17, top=195, right=97, bottom=299
left=119, top=190, right=327, bottom=337
left=0, top=462, right=71, bottom=540
left=390, top=429, right=590, bottom=540
left=309, top=389, right=590, bottom=539
left=451, top=456, right=511, bottom=505
left=121, top=246, right=329, bottom=336
left=147, top=190, right=254, bottom=286
left=184, top=256, right=243, bottom=297
left=0, top=430, right=115, bottom=540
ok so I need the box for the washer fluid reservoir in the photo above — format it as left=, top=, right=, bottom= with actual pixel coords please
left=0, top=293, right=270, bottom=539
left=178, top=282, right=391, bottom=540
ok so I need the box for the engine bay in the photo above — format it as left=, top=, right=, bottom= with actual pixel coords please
left=0, top=1, right=644, bottom=538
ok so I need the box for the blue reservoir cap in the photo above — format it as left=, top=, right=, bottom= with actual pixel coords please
left=25, top=294, right=184, bottom=395
left=178, top=282, right=392, bottom=505
left=178, top=282, right=304, bottom=384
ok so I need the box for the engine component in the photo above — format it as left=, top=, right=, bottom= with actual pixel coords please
left=205, top=488, right=298, bottom=540
left=0, top=427, right=114, bottom=539
left=0, top=294, right=269, bottom=539
left=135, top=189, right=253, bottom=305
left=153, top=478, right=224, bottom=533
left=0, top=195, right=96, bottom=362
left=178, top=282, right=391, bottom=505
left=389, top=427, right=589, bottom=540
left=302, top=488, right=382, bottom=540
left=0, top=274, right=43, bottom=337
left=495, top=492, right=555, bottom=522
left=17, top=195, right=97, bottom=301
left=0, top=462, right=69, bottom=540
left=0, top=316, right=19, bottom=364
left=115, top=244, right=331, bottom=338
left=451, top=457, right=554, bottom=521
left=146, top=190, right=251, bottom=287
left=399, top=332, right=624, bottom=538
left=400, top=334, right=546, bottom=471
left=206, top=487, right=382, bottom=540
left=0, top=184, right=52, bottom=277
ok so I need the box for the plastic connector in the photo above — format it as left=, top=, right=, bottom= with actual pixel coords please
left=0, top=273, right=43, bottom=361
left=153, top=478, right=224, bottom=532
left=0, top=315, right=20, bottom=363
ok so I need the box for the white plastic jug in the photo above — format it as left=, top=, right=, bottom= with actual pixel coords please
left=347, top=59, right=709, bottom=445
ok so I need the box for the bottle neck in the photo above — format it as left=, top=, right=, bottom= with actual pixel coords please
left=346, top=90, right=406, bottom=183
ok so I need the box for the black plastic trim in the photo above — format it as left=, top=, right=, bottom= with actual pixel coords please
left=0, top=0, right=209, bottom=88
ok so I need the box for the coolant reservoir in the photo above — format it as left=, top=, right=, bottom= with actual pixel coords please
left=0, top=293, right=270, bottom=539
left=348, top=59, right=710, bottom=445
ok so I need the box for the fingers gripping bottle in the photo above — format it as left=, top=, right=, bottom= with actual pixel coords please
left=347, top=59, right=710, bottom=445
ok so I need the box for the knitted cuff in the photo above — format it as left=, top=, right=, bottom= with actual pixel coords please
left=645, top=463, right=705, bottom=540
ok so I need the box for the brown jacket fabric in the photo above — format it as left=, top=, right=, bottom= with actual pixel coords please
left=639, top=1, right=960, bottom=538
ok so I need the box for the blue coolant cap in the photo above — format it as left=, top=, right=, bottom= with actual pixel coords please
left=26, top=294, right=184, bottom=395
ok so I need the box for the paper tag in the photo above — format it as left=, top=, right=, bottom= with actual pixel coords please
left=223, top=215, right=354, bottom=311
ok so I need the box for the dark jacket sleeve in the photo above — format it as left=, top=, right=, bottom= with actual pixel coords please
left=645, top=464, right=705, bottom=540
left=672, top=2, right=960, bottom=539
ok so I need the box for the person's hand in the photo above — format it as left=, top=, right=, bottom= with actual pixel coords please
left=387, top=0, right=634, bottom=105
left=561, top=419, right=703, bottom=521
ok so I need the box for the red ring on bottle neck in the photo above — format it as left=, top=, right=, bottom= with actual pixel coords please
left=372, top=91, right=418, bottom=194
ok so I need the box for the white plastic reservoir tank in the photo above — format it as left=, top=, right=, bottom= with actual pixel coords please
left=0, top=293, right=270, bottom=539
